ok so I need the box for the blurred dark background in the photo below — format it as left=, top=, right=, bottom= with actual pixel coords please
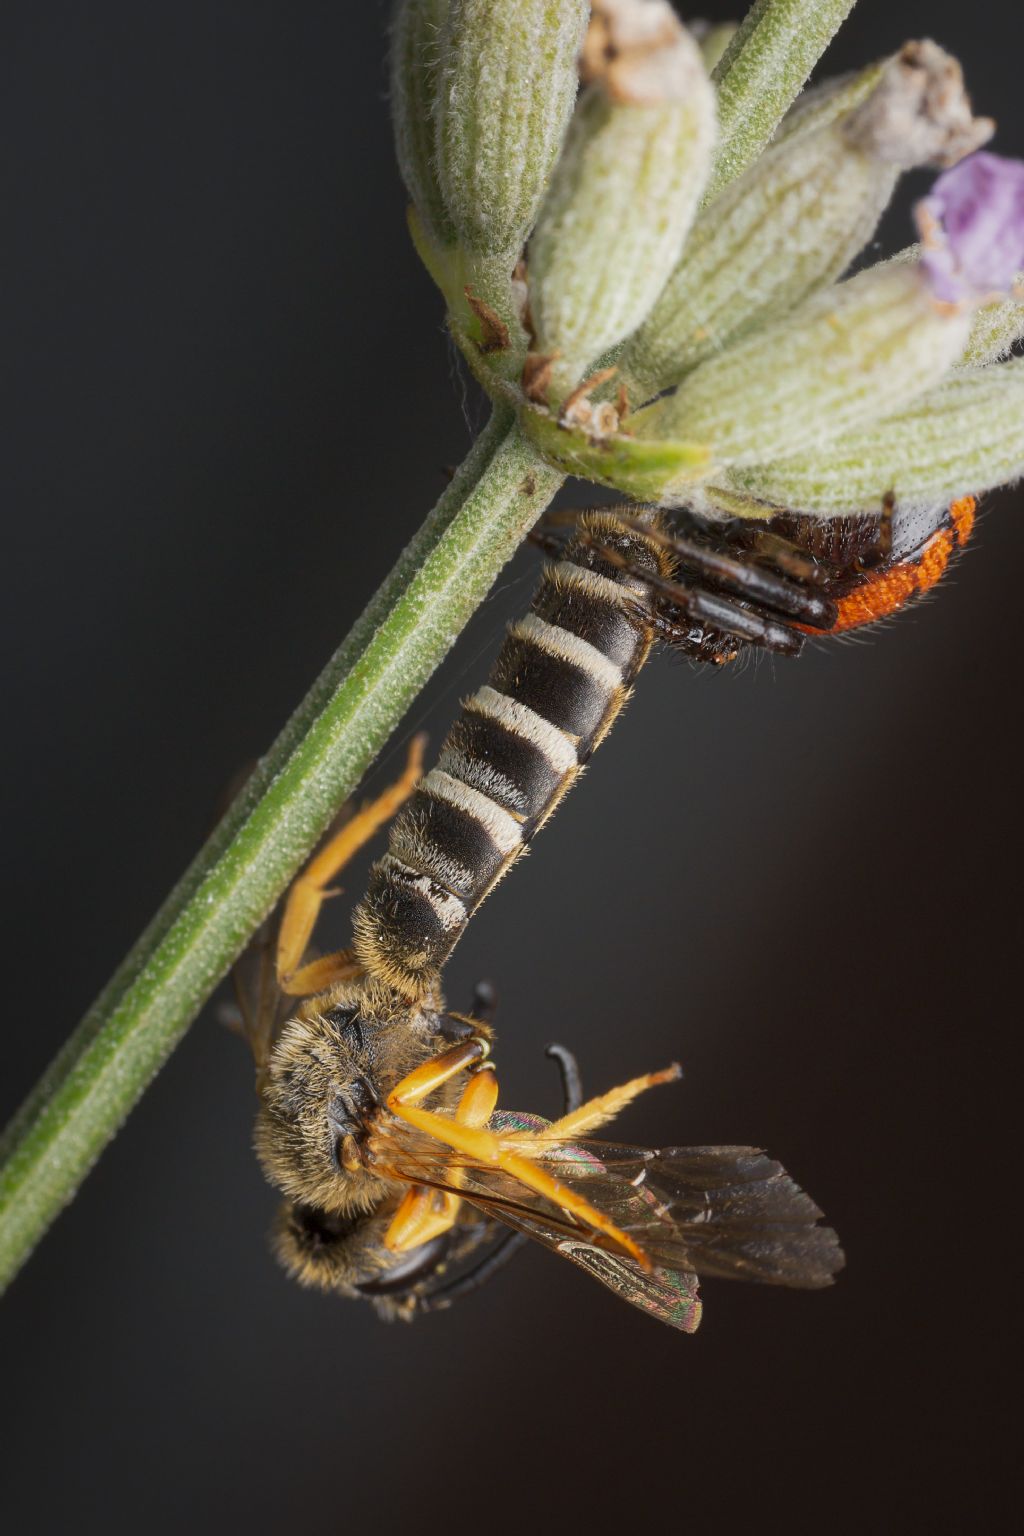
left=1, top=3, right=1020, bottom=1531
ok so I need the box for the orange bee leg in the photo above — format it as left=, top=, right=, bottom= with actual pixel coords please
left=278, top=950, right=363, bottom=998
left=275, top=732, right=426, bottom=994
left=542, top=1064, right=682, bottom=1142
left=385, top=1053, right=651, bottom=1270
left=455, top=1066, right=499, bottom=1129
left=386, top=1037, right=492, bottom=1106
left=384, top=1060, right=500, bottom=1254
left=385, top=1187, right=462, bottom=1253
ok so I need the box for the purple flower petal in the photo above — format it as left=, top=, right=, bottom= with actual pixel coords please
left=916, top=151, right=1024, bottom=302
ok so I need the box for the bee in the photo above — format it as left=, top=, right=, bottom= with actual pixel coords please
left=234, top=492, right=974, bottom=1330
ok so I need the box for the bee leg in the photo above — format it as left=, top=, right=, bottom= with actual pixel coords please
left=387, top=1061, right=650, bottom=1269
left=275, top=733, right=426, bottom=994
left=385, top=1061, right=499, bottom=1254
left=379, top=1036, right=488, bottom=1109
left=278, top=949, right=363, bottom=998
left=385, top=1187, right=462, bottom=1252
left=543, top=1063, right=681, bottom=1141
left=419, top=1046, right=583, bottom=1310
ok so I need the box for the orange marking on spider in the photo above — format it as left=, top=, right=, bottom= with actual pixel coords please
left=804, top=497, right=978, bottom=635
left=949, top=494, right=977, bottom=546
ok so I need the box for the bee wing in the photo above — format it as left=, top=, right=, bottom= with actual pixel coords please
left=548, top=1141, right=845, bottom=1289
left=390, top=1156, right=704, bottom=1331
left=224, top=913, right=288, bottom=1069
left=454, top=1196, right=704, bottom=1333
left=379, top=1123, right=842, bottom=1328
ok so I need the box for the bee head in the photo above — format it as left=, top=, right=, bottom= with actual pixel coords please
left=253, top=978, right=447, bottom=1214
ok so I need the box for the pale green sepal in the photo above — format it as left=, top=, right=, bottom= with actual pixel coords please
left=391, top=0, right=456, bottom=248
left=619, top=83, right=895, bottom=397
left=774, top=39, right=991, bottom=165
left=518, top=402, right=710, bottom=501
left=770, top=64, right=885, bottom=147
left=622, top=42, right=993, bottom=400
left=406, top=204, right=459, bottom=301
left=528, top=15, right=716, bottom=402
left=717, top=359, right=1024, bottom=516
left=434, top=0, right=587, bottom=260
left=632, top=265, right=971, bottom=475
left=959, top=280, right=1024, bottom=367
left=407, top=208, right=532, bottom=382
left=706, top=0, right=857, bottom=203
left=869, top=250, right=1024, bottom=369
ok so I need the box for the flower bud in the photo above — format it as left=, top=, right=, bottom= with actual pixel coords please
left=619, top=42, right=992, bottom=399
left=390, top=0, right=456, bottom=249
left=715, top=359, right=1024, bottom=516
left=841, top=40, right=992, bottom=169
left=433, top=0, right=588, bottom=260
left=631, top=264, right=971, bottom=481
left=527, top=1, right=716, bottom=401
left=770, top=62, right=885, bottom=146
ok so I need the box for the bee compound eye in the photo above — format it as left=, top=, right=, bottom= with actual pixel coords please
left=323, top=1006, right=365, bottom=1053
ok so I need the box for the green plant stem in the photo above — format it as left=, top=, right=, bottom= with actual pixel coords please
left=0, top=410, right=563, bottom=1293
left=707, top=0, right=858, bottom=202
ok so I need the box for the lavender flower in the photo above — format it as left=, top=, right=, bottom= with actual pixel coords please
left=918, top=151, right=1024, bottom=302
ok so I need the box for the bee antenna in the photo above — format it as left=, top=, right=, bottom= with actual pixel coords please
left=468, top=979, right=498, bottom=1025
left=545, top=1042, right=583, bottom=1114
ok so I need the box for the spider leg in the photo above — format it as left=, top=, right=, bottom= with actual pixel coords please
left=630, top=512, right=837, bottom=628
left=534, top=507, right=836, bottom=656
left=634, top=577, right=807, bottom=656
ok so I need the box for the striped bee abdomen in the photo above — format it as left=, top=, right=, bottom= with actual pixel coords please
left=352, top=513, right=673, bottom=998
